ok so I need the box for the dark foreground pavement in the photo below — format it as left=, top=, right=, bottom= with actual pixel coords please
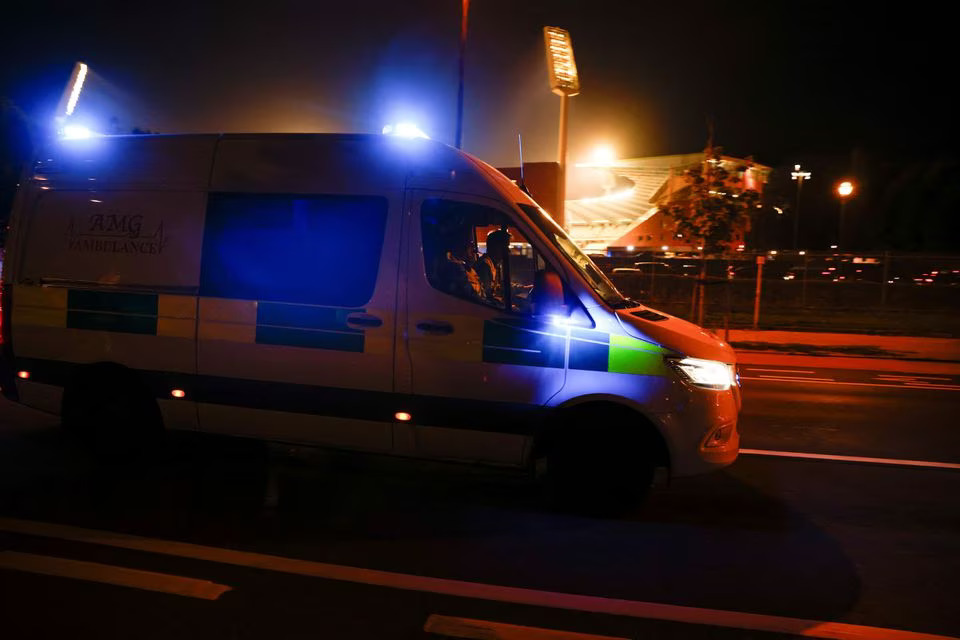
left=0, top=364, right=958, bottom=639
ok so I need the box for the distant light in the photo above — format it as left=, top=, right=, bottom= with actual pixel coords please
left=791, top=164, right=811, bottom=182
left=90, top=199, right=102, bottom=203
left=170, top=389, right=186, bottom=399
left=17, top=371, right=30, bottom=379
left=697, top=246, right=703, bottom=251
left=626, top=245, right=635, bottom=252
left=773, top=206, right=783, bottom=215
left=837, top=180, right=855, bottom=197
left=661, top=245, right=668, bottom=251
left=382, top=123, right=429, bottom=139
left=65, top=62, right=88, bottom=117
left=769, top=250, right=778, bottom=255
left=589, top=144, right=616, bottom=164
left=830, top=244, right=838, bottom=249
left=395, top=411, right=412, bottom=422
left=799, top=250, right=806, bottom=255
left=62, top=124, right=94, bottom=139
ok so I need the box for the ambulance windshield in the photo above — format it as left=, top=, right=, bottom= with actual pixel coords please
left=516, top=203, right=634, bottom=309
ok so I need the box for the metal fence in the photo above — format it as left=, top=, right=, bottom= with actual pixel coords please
left=595, top=251, right=960, bottom=337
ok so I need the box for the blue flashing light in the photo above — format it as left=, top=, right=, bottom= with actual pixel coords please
left=382, top=122, right=429, bottom=139
left=61, top=124, right=97, bottom=140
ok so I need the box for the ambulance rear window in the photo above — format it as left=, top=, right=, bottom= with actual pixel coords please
left=199, top=193, right=387, bottom=306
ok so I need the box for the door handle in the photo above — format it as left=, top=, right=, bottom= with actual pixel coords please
left=416, top=320, right=454, bottom=335
left=346, top=312, right=383, bottom=329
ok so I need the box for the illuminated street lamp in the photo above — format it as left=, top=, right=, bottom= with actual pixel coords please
left=836, top=179, right=855, bottom=248
left=790, top=163, right=811, bottom=249
left=53, top=61, right=92, bottom=137
left=544, top=26, right=580, bottom=230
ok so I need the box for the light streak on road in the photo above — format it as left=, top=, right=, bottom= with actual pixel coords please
left=740, top=449, right=960, bottom=471
left=741, top=377, right=960, bottom=391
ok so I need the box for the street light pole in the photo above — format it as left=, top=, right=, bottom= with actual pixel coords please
left=543, top=27, right=580, bottom=230
left=836, top=180, right=854, bottom=248
left=556, top=92, right=568, bottom=226
left=454, top=0, right=470, bottom=149
left=790, top=163, right=811, bottom=249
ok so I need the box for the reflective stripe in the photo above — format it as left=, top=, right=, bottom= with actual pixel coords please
left=483, top=318, right=667, bottom=375
left=608, top=333, right=668, bottom=375
left=198, top=320, right=256, bottom=343
left=12, top=306, right=65, bottom=329
left=157, top=317, right=196, bottom=339
left=483, top=320, right=565, bottom=368
left=12, top=286, right=68, bottom=329
left=157, top=294, right=197, bottom=319
left=198, top=297, right=256, bottom=343
left=13, top=285, right=67, bottom=310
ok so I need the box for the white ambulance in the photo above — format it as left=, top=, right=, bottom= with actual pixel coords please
left=0, top=133, right=739, bottom=506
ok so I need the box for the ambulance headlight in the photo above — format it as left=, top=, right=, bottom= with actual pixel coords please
left=667, top=357, right=735, bottom=391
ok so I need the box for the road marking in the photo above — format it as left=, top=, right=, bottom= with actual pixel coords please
left=740, top=449, right=960, bottom=470
left=875, top=375, right=952, bottom=382
left=756, top=375, right=836, bottom=382
left=425, top=614, right=628, bottom=640
left=0, top=550, right=231, bottom=600
left=0, top=518, right=952, bottom=640
left=744, top=368, right=818, bottom=374
left=741, top=377, right=960, bottom=391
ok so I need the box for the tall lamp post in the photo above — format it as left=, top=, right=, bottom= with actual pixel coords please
left=454, top=0, right=469, bottom=149
left=790, top=163, right=811, bottom=250
left=836, top=180, right=855, bottom=248
left=543, top=26, right=580, bottom=230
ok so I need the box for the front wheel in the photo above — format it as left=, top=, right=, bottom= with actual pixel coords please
left=543, top=423, right=656, bottom=515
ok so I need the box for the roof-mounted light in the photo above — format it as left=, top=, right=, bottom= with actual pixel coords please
left=61, top=124, right=96, bottom=140
left=382, top=122, right=429, bottom=139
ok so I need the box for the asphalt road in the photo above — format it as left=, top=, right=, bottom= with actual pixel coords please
left=0, top=364, right=958, bottom=640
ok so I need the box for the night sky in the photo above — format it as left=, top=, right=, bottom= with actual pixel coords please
left=1, top=1, right=956, bottom=249
left=1, top=0, right=950, bottom=164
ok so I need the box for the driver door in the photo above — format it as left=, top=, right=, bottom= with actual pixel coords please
left=396, top=192, right=568, bottom=464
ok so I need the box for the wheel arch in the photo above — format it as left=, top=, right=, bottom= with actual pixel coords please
left=534, top=395, right=671, bottom=470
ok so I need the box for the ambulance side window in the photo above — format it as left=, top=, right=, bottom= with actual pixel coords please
left=421, top=198, right=543, bottom=315
left=200, top=193, right=387, bottom=306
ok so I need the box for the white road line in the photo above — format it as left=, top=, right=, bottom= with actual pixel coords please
left=740, top=449, right=960, bottom=470
left=425, top=614, right=629, bottom=640
left=876, top=375, right=952, bottom=382
left=741, top=377, right=960, bottom=391
left=0, top=550, right=231, bottom=600
left=756, top=375, right=836, bottom=382
left=0, top=518, right=952, bottom=640
left=743, top=368, right=818, bottom=374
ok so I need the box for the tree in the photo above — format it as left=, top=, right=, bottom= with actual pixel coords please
left=659, top=145, right=760, bottom=254
left=657, top=145, right=760, bottom=326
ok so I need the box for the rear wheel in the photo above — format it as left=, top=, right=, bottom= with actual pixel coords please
left=542, top=408, right=659, bottom=515
left=61, top=363, right=164, bottom=462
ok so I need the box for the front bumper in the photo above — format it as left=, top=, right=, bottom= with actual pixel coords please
left=654, top=381, right=741, bottom=477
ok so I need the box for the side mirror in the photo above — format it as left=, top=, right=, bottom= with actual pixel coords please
left=532, top=270, right=565, bottom=317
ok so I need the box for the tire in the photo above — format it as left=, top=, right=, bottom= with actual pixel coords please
left=543, top=414, right=656, bottom=516
left=61, top=364, right=164, bottom=463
